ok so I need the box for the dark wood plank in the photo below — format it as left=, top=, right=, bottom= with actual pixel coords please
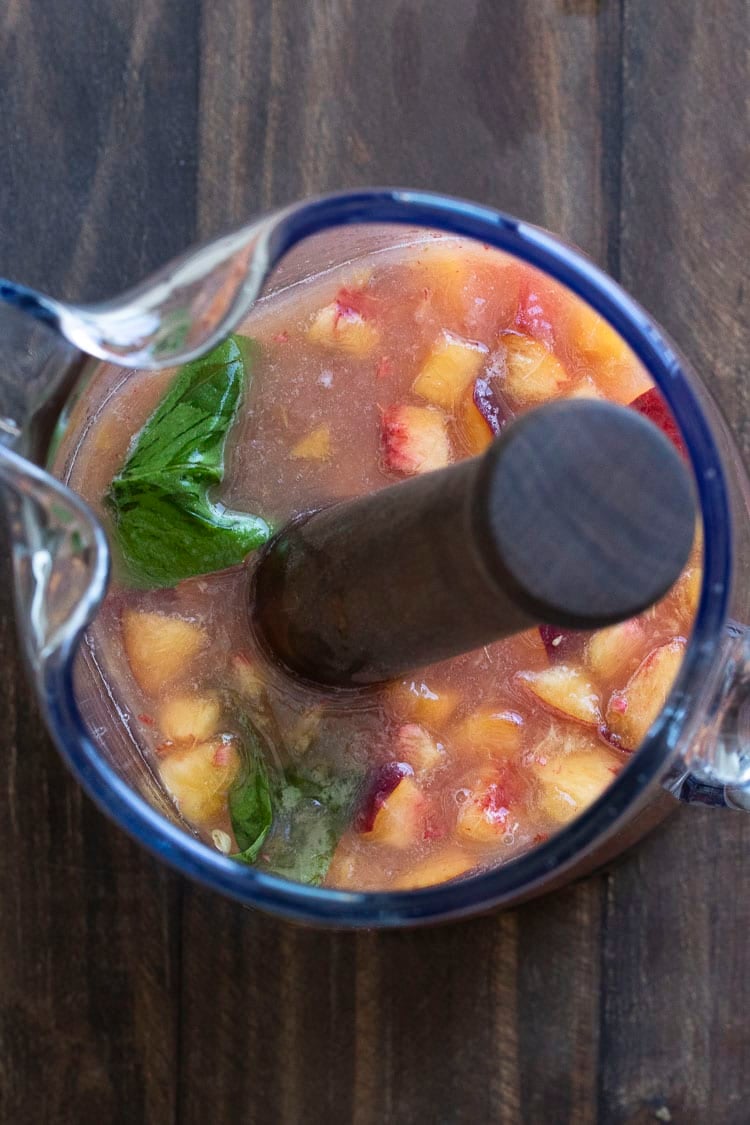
left=1, top=1, right=747, bottom=1123
left=600, top=2, right=750, bottom=1123
left=0, top=1, right=201, bottom=1120
left=181, top=4, right=619, bottom=1124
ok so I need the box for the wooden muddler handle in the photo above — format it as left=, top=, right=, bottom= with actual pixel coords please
left=252, top=399, right=696, bottom=687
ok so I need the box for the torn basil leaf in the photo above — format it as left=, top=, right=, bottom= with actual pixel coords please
left=106, top=334, right=270, bottom=588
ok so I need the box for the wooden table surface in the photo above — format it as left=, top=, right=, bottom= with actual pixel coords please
left=0, top=2, right=748, bottom=1122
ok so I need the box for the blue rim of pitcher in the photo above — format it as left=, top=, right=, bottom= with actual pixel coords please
left=43, top=189, right=732, bottom=927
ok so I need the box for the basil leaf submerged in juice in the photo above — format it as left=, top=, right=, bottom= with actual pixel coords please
left=66, top=237, right=701, bottom=891
left=106, top=334, right=269, bottom=588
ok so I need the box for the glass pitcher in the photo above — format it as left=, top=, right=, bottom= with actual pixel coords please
left=1, top=189, right=748, bottom=928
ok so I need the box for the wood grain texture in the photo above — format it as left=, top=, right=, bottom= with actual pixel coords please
left=0, top=1, right=747, bottom=1123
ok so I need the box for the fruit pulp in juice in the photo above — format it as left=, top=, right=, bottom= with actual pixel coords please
left=58, top=235, right=702, bottom=891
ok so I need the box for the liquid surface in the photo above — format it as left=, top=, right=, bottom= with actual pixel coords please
left=58, top=235, right=701, bottom=891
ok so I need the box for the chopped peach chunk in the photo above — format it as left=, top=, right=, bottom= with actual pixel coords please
left=388, top=679, right=460, bottom=728
left=122, top=610, right=207, bottom=696
left=452, top=709, right=524, bottom=757
left=567, top=376, right=604, bottom=400
left=672, top=566, right=702, bottom=625
left=413, top=331, right=488, bottom=410
left=307, top=298, right=379, bottom=357
left=605, top=638, right=686, bottom=750
left=457, top=389, right=493, bottom=455
left=395, top=847, right=474, bottom=889
left=533, top=745, right=623, bottom=825
left=158, top=693, right=221, bottom=744
left=571, top=299, right=653, bottom=403
left=381, top=404, right=451, bottom=476
left=290, top=424, right=331, bottom=461
left=229, top=652, right=266, bottom=703
left=394, top=723, right=445, bottom=774
left=456, top=769, right=518, bottom=843
left=499, top=332, right=568, bottom=404
left=286, top=708, right=322, bottom=754
left=160, top=737, right=241, bottom=824
left=517, top=665, right=601, bottom=726
left=571, top=300, right=631, bottom=365
left=585, top=620, right=645, bottom=680
left=363, top=775, right=426, bottom=848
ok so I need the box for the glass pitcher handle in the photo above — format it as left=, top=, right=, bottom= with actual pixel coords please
left=668, top=621, right=750, bottom=808
left=0, top=445, right=108, bottom=674
left=0, top=303, right=109, bottom=675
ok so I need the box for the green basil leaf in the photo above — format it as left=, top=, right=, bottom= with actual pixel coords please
left=257, top=765, right=363, bottom=886
left=106, top=334, right=270, bottom=588
left=228, top=733, right=273, bottom=863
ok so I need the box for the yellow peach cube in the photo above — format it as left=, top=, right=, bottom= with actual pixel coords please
left=381, top=404, right=452, bottom=475
left=229, top=652, right=266, bottom=704
left=307, top=300, right=379, bottom=357
left=160, top=737, right=241, bottom=825
left=457, top=390, right=493, bottom=455
left=605, top=638, right=686, bottom=750
left=516, top=665, right=601, bottom=726
left=290, top=424, right=331, bottom=461
left=394, top=723, right=445, bottom=774
left=413, top=331, right=488, bottom=410
left=455, top=770, right=517, bottom=843
left=366, top=776, right=426, bottom=848
left=158, top=693, right=221, bottom=744
left=388, top=679, right=460, bottom=728
left=452, top=709, right=524, bottom=757
left=585, top=620, right=646, bottom=681
left=499, top=332, right=568, bottom=404
left=122, top=610, right=207, bottom=696
left=533, top=745, right=623, bottom=825
left=395, top=847, right=474, bottom=889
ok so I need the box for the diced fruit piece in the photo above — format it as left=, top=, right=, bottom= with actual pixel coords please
left=388, top=679, right=460, bottom=727
left=394, top=848, right=474, bottom=889
left=585, top=620, right=646, bottom=680
left=290, top=424, right=331, bottom=461
left=230, top=652, right=266, bottom=703
left=286, top=707, right=322, bottom=754
left=457, top=392, right=493, bottom=456
left=452, top=709, right=524, bottom=757
left=158, top=693, right=221, bottom=744
left=671, top=566, right=702, bottom=625
left=356, top=763, right=426, bottom=847
left=307, top=294, right=379, bottom=357
left=394, top=723, right=445, bottom=774
left=571, top=299, right=631, bottom=364
left=455, top=767, right=520, bottom=843
left=517, top=665, right=601, bottom=726
left=567, top=377, right=604, bottom=400
left=515, top=282, right=557, bottom=348
left=473, top=375, right=511, bottom=435
left=381, top=404, right=451, bottom=476
left=539, top=626, right=581, bottom=663
left=594, top=358, right=652, bottom=405
left=499, top=332, right=569, bottom=404
left=413, top=331, right=488, bottom=409
left=160, top=736, right=241, bottom=824
left=532, top=745, right=623, bottom=825
left=528, top=719, right=603, bottom=766
left=122, top=610, right=207, bottom=696
left=630, top=388, right=687, bottom=457
left=605, top=638, right=686, bottom=750
left=570, top=299, right=652, bottom=403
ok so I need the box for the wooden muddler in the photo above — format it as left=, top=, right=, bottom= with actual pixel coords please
left=252, top=399, right=696, bottom=687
